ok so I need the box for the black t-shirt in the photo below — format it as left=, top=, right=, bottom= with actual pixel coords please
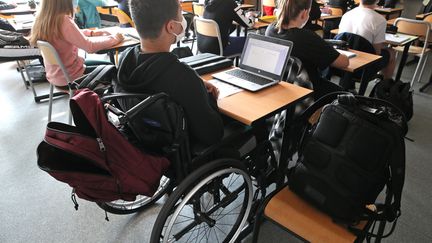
left=200, top=0, right=251, bottom=54
left=265, top=23, right=340, bottom=86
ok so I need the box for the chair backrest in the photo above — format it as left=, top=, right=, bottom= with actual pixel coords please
left=112, top=7, right=134, bottom=27
left=192, top=2, right=205, bottom=17
left=424, top=15, right=432, bottom=42
left=394, top=18, right=430, bottom=52
left=194, top=17, right=223, bottom=56
left=96, top=6, right=110, bottom=15
left=335, top=32, right=376, bottom=54
left=394, top=18, right=430, bottom=38
left=36, top=40, right=72, bottom=84
left=424, top=14, right=432, bottom=23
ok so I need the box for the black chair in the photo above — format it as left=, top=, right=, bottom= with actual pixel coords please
left=334, top=32, right=381, bottom=95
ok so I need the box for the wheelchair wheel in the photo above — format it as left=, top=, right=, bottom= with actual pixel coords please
left=150, top=159, right=253, bottom=243
left=97, top=176, right=170, bottom=214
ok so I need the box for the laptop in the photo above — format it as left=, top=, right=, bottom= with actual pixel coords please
left=212, top=33, right=293, bottom=92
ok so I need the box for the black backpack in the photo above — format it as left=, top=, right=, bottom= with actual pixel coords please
left=288, top=93, right=407, bottom=227
left=370, top=78, right=413, bottom=121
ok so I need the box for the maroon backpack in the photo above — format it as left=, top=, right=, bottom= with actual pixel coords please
left=37, top=88, right=170, bottom=203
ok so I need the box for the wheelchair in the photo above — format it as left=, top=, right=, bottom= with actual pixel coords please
left=94, top=90, right=280, bottom=242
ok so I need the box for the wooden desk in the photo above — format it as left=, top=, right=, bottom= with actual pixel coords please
left=318, top=14, right=342, bottom=29
left=236, top=20, right=270, bottom=36
left=265, top=187, right=368, bottom=243
left=385, top=33, right=418, bottom=83
left=416, top=12, right=432, bottom=20
left=340, top=49, right=382, bottom=73
left=239, top=4, right=255, bottom=10
left=0, top=4, right=37, bottom=15
left=336, top=49, right=382, bottom=95
left=319, top=14, right=342, bottom=21
left=7, top=14, right=35, bottom=33
left=375, top=7, right=403, bottom=20
left=96, top=27, right=140, bottom=64
left=201, top=71, right=313, bottom=126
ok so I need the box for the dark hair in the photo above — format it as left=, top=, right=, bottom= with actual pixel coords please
left=276, top=0, right=312, bottom=30
left=129, top=0, right=179, bottom=39
left=362, top=0, right=378, bottom=5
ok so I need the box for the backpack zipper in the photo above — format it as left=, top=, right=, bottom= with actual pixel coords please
left=96, top=138, right=106, bottom=151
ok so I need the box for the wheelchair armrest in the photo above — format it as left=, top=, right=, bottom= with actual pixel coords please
left=102, top=92, right=169, bottom=121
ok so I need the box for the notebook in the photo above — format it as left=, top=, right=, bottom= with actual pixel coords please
left=385, top=33, right=410, bottom=44
left=212, top=33, right=293, bottom=92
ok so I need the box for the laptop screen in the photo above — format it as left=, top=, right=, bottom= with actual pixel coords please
left=240, top=34, right=292, bottom=80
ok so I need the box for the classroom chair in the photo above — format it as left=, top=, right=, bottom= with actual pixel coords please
left=192, top=2, right=205, bottom=17
left=37, top=41, right=74, bottom=125
left=111, top=7, right=134, bottom=28
left=252, top=185, right=377, bottom=243
left=393, top=18, right=430, bottom=86
left=334, top=32, right=379, bottom=95
left=193, top=16, right=242, bottom=60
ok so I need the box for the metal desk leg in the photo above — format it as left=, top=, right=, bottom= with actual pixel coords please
left=358, top=68, right=368, bottom=96
left=394, top=42, right=412, bottom=83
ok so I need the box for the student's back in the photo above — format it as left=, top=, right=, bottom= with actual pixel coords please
left=266, top=0, right=348, bottom=98
left=266, top=25, right=339, bottom=87
left=339, top=6, right=386, bottom=45
left=76, top=0, right=107, bottom=28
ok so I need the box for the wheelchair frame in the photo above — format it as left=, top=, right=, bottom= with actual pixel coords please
left=95, top=91, right=281, bottom=243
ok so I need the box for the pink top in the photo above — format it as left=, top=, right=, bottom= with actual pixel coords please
left=45, top=15, right=119, bottom=86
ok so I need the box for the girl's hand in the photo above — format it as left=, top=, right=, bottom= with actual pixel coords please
left=114, top=33, right=124, bottom=42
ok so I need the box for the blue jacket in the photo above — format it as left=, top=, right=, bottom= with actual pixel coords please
left=76, top=0, right=107, bottom=28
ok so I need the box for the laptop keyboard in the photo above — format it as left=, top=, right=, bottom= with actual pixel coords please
left=225, top=69, right=273, bottom=86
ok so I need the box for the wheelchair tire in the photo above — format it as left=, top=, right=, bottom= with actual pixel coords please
left=150, top=159, right=253, bottom=243
left=97, top=176, right=170, bottom=214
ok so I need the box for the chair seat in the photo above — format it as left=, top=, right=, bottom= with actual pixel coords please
left=264, top=187, right=367, bottom=243
left=394, top=45, right=431, bottom=55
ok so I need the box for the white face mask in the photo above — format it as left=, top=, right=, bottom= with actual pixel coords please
left=171, top=16, right=187, bottom=43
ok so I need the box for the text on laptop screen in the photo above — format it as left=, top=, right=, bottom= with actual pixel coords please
left=241, top=38, right=290, bottom=76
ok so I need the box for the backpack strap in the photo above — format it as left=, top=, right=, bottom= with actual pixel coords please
left=77, top=65, right=116, bottom=90
left=351, top=95, right=407, bottom=222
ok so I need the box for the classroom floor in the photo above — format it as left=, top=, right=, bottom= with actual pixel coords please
left=1, top=0, right=431, bottom=242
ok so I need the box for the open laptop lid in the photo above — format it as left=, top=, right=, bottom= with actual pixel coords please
left=239, top=33, right=293, bottom=81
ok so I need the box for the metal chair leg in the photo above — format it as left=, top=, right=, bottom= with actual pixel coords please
left=68, top=88, right=74, bottom=125
left=410, top=55, right=423, bottom=87
left=48, top=84, right=54, bottom=122
left=417, top=53, right=429, bottom=83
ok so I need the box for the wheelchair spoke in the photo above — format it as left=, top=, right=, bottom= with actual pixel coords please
left=154, top=165, right=253, bottom=243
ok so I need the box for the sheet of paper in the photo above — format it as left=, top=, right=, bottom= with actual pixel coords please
left=207, top=79, right=243, bottom=100
left=337, top=49, right=357, bottom=58
left=385, top=33, right=410, bottom=44
left=12, top=14, right=34, bottom=23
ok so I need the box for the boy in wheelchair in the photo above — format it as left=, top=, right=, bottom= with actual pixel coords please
left=116, top=0, right=224, bottom=147
left=115, top=0, right=267, bottom=166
